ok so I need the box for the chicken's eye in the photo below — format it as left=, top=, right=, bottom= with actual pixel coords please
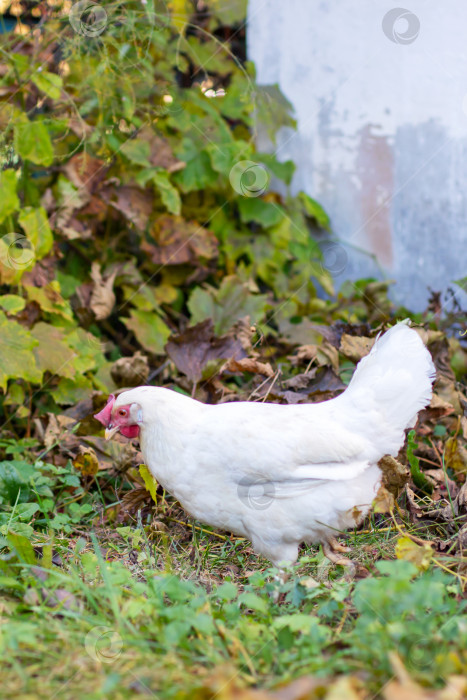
left=117, top=409, right=127, bottom=417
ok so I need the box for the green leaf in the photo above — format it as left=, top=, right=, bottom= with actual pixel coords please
left=188, top=276, right=268, bottom=335
left=6, top=532, right=37, bottom=566
left=298, top=191, right=330, bottom=230
left=30, top=323, right=76, bottom=379
left=0, top=169, right=19, bottom=224
left=153, top=170, right=181, bottom=215
left=139, top=464, right=158, bottom=503
left=0, top=576, right=23, bottom=589
left=255, top=84, right=296, bottom=142
left=66, top=327, right=102, bottom=373
left=14, top=117, right=54, bottom=167
left=238, top=592, right=269, bottom=614
left=256, top=154, right=295, bottom=185
left=407, top=430, right=432, bottom=493
left=187, top=287, right=217, bottom=326
left=31, top=71, right=62, bottom=100
left=173, top=151, right=218, bottom=193
left=215, top=582, right=238, bottom=601
left=123, top=310, right=171, bottom=354
left=206, top=140, right=251, bottom=176
left=238, top=197, right=285, bottom=228
left=0, top=295, right=26, bottom=315
left=211, top=0, right=246, bottom=25
left=121, top=139, right=151, bottom=165
left=272, top=613, right=318, bottom=633
left=52, top=375, right=94, bottom=405
left=0, top=312, right=42, bottom=391
left=0, top=460, right=35, bottom=505
left=25, top=282, right=72, bottom=320
left=16, top=503, right=40, bottom=522
left=10, top=53, right=29, bottom=77
left=18, top=207, right=53, bottom=259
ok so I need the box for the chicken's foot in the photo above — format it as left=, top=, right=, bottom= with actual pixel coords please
left=327, top=536, right=351, bottom=554
left=322, top=539, right=355, bottom=580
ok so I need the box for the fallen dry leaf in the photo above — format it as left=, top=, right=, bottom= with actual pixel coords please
left=339, top=334, right=375, bottom=363
left=379, top=455, right=409, bottom=497
left=316, top=341, right=340, bottom=373
left=142, top=215, right=218, bottom=266
left=165, top=319, right=246, bottom=384
left=384, top=652, right=466, bottom=700
left=103, top=184, right=153, bottom=231
left=405, top=485, right=424, bottom=520
left=223, top=357, right=274, bottom=378
left=73, top=445, right=99, bottom=477
left=395, top=536, right=433, bottom=571
left=40, top=587, right=80, bottom=612
left=373, top=484, right=395, bottom=514
left=291, top=344, right=317, bottom=367
left=44, top=412, right=76, bottom=449
left=268, top=367, right=345, bottom=405
left=90, top=262, right=116, bottom=320
left=445, top=436, right=467, bottom=473
left=323, top=677, right=365, bottom=700
left=111, top=351, right=149, bottom=387
left=63, top=152, right=108, bottom=193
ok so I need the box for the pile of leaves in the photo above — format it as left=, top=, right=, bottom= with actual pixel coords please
left=0, top=1, right=467, bottom=698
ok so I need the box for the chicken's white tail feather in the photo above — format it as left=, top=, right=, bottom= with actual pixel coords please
left=343, top=323, right=436, bottom=458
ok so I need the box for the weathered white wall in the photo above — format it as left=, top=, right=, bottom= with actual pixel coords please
left=247, top=0, right=467, bottom=310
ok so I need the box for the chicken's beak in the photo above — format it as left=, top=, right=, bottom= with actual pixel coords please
left=104, top=425, right=120, bottom=440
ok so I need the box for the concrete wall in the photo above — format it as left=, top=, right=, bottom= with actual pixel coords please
left=247, top=0, right=467, bottom=310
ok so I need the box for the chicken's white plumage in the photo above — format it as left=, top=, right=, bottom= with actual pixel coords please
left=110, top=323, right=436, bottom=566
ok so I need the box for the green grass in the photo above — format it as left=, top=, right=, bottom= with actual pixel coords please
left=1, top=436, right=467, bottom=699
left=1, top=489, right=466, bottom=700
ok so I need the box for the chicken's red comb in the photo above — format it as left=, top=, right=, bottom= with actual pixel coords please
left=94, top=394, right=116, bottom=427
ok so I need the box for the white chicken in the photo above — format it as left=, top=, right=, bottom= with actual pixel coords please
left=95, top=322, right=435, bottom=568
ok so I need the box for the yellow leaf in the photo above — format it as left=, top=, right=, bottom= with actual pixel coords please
left=73, top=447, right=99, bottom=477
left=139, top=464, right=158, bottom=503
left=395, top=536, right=433, bottom=571
left=373, top=485, right=395, bottom=514
left=168, top=0, right=190, bottom=31
left=445, top=436, right=467, bottom=473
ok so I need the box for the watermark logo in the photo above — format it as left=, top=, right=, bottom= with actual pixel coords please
left=403, top=634, right=434, bottom=672
left=382, top=8, right=420, bottom=45
left=85, top=626, right=123, bottom=664
left=229, top=161, right=269, bottom=198
left=319, top=241, right=348, bottom=275
left=237, top=477, right=275, bottom=510
left=0, top=233, right=35, bottom=270
left=69, top=1, right=108, bottom=37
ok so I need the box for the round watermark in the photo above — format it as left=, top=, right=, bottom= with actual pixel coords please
left=0, top=233, right=35, bottom=270
left=237, top=477, right=275, bottom=511
left=84, top=625, right=123, bottom=664
left=319, top=241, right=348, bottom=275
left=402, top=634, right=435, bottom=672
left=229, top=161, right=269, bottom=198
left=382, top=8, right=420, bottom=45
left=69, top=1, right=108, bottom=37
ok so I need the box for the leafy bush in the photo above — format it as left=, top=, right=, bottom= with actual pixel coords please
left=0, top=0, right=330, bottom=423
